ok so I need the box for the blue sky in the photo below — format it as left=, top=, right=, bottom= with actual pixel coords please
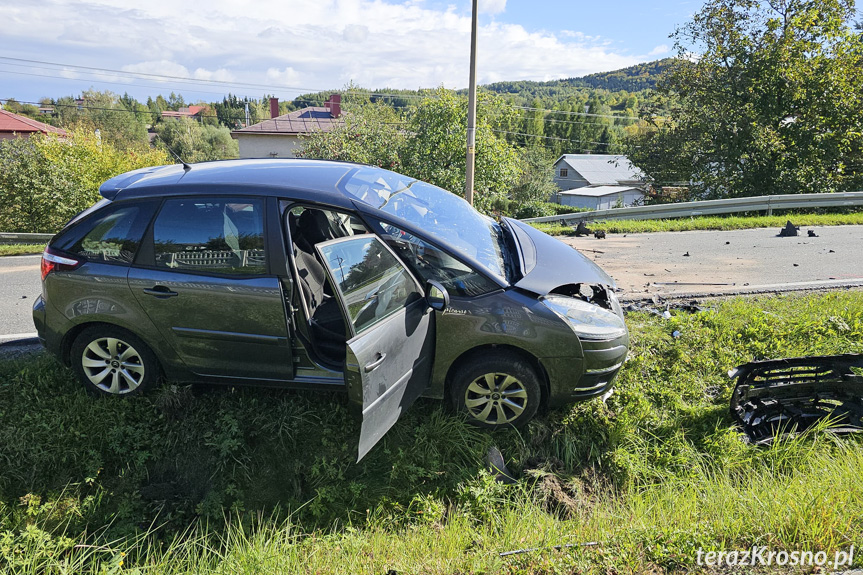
left=0, top=0, right=699, bottom=105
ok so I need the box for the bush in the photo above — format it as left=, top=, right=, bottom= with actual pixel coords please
left=0, top=128, right=169, bottom=233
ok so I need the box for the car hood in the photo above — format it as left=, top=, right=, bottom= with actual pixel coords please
left=504, top=217, right=615, bottom=295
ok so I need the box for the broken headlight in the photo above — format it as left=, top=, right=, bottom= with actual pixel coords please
left=541, top=294, right=627, bottom=341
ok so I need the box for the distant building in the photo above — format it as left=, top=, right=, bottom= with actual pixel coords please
left=553, top=154, right=646, bottom=210
left=0, top=108, right=68, bottom=140
left=231, top=95, right=343, bottom=159
left=161, top=105, right=207, bottom=121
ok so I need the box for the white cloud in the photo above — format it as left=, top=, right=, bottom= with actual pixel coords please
left=266, top=67, right=301, bottom=85
left=648, top=44, right=670, bottom=56
left=343, top=24, right=370, bottom=43
left=2, top=0, right=646, bottom=99
left=478, top=0, right=506, bottom=15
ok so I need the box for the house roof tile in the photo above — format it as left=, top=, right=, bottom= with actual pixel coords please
left=0, top=109, right=67, bottom=136
left=232, top=107, right=341, bottom=136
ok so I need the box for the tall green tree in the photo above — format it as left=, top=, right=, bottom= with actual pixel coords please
left=401, top=89, right=521, bottom=212
left=155, top=117, right=238, bottom=162
left=297, top=101, right=405, bottom=170
left=627, top=0, right=863, bottom=198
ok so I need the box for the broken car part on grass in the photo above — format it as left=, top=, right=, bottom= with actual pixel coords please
left=729, top=354, right=863, bottom=444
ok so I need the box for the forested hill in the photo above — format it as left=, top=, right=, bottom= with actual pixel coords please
left=482, top=58, right=675, bottom=100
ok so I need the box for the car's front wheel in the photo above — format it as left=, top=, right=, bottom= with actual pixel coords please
left=70, top=326, right=160, bottom=396
left=451, top=353, right=541, bottom=428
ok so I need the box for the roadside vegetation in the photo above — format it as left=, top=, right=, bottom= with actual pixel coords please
left=0, top=244, right=44, bottom=257
left=0, top=127, right=169, bottom=234
left=2, top=291, right=862, bottom=573
left=533, top=211, right=863, bottom=236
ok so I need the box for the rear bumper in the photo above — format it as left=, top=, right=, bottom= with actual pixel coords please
left=32, top=294, right=66, bottom=358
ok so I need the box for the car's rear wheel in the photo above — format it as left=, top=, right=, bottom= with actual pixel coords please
left=451, top=353, right=541, bottom=428
left=71, top=326, right=159, bottom=396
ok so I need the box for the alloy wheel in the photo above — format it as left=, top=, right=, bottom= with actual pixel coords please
left=80, top=337, right=146, bottom=394
left=464, top=372, right=529, bottom=425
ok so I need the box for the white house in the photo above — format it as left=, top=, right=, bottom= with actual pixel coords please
left=557, top=185, right=646, bottom=210
left=232, top=95, right=343, bottom=159
left=552, top=154, right=646, bottom=209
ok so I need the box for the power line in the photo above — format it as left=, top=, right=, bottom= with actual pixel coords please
left=511, top=104, right=641, bottom=121
left=0, top=57, right=446, bottom=102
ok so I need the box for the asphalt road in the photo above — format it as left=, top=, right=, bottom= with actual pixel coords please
left=562, top=224, right=863, bottom=300
left=0, top=254, right=41, bottom=341
left=2, top=224, right=863, bottom=339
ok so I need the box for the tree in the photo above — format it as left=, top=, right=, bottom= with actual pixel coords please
left=401, top=89, right=521, bottom=212
left=510, top=145, right=559, bottom=205
left=297, top=101, right=405, bottom=170
left=50, top=90, right=150, bottom=150
left=0, top=128, right=169, bottom=233
left=626, top=0, right=863, bottom=198
left=155, top=117, right=238, bottom=162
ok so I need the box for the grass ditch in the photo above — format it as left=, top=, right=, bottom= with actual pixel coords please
left=532, top=211, right=863, bottom=236
left=2, top=291, right=862, bottom=573
left=0, top=244, right=44, bottom=257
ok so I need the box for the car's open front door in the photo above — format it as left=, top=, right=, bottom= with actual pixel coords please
left=315, top=235, right=435, bottom=461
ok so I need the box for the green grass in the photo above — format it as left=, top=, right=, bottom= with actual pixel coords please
left=2, top=291, right=863, bottom=573
left=532, top=211, right=863, bottom=236
left=0, top=244, right=44, bottom=256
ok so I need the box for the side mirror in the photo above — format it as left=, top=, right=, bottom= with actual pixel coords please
left=425, top=279, right=450, bottom=312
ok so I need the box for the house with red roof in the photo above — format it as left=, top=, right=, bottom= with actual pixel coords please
left=0, top=108, right=68, bottom=140
left=231, top=95, right=343, bottom=158
left=161, top=105, right=208, bottom=121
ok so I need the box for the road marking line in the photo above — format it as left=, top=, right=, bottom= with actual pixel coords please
left=0, top=265, right=40, bottom=273
left=0, top=332, right=38, bottom=340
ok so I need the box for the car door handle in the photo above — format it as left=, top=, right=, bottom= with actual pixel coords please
left=364, top=353, right=387, bottom=373
left=142, top=286, right=179, bottom=298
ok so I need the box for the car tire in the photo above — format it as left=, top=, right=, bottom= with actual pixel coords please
left=451, top=352, right=541, bottom=429
left=70, top=326, right=160, bottom=397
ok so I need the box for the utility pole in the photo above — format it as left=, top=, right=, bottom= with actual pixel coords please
left=465, top=0, right=478, bottom=205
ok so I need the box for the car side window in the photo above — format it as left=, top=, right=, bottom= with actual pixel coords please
left=370, top=219, right=499, bottom=297
left=152, top=198, right=267, bottom=275
left=58, top=201, right=158, bottom=265
left=317, top=236, right=422, bottom=335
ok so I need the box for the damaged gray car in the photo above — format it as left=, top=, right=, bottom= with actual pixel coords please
left=33, top=159, right=629, bottom=459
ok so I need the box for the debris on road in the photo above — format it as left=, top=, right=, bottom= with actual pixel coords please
left=683, top=251, right=690, bottom=257
left=729, top=354, right=863, bottom=445
left=622, top=299, right=706, bottom=317
left=573, top=222, right=593, bottom=237
left=808, top=230, right=818, bottom=237
left=778, top=220, right=799, bottom=237
left=594, top=230, right=606, bottom=239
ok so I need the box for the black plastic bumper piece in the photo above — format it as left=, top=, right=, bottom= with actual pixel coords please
left=729, top=353, right=863, bottom=444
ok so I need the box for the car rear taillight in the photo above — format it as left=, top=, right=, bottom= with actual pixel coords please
left=41, top=247, right=83, bottom=280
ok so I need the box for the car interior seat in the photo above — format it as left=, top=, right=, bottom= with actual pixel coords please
left=291, top=209, right=348, bottom=362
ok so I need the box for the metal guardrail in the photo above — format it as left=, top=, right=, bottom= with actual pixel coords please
left=0, top=232, right=53, bottom=244
left=522, top=191, right=863, bottom=225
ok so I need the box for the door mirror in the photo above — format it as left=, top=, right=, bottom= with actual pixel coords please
left=425, top=280, right=450, bottom=312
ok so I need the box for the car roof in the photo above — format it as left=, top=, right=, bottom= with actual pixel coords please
left=100, top=158, right=367, bottom=206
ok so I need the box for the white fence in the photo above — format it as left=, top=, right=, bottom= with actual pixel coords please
left=522, top=191, right=863, bottom=225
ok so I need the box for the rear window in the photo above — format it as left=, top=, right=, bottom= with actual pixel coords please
left=152, top=197, right=267, bottom=275
left=55, top=201, right=158, bottom=265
